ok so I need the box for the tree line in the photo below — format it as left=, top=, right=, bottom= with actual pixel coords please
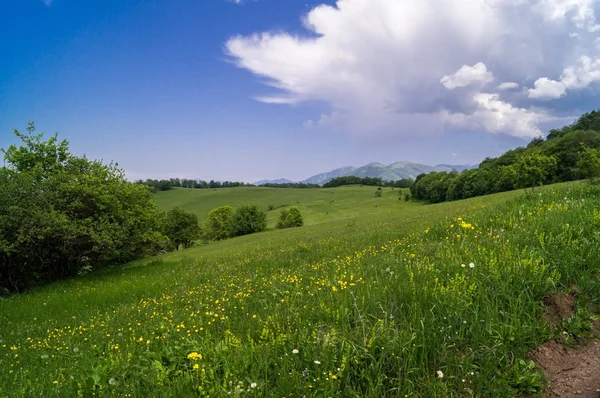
left=323, top=176, right=413, bottom=188
left=136, top=178, right=252, bottom=192
left=410, top=110, right=600, bottom=203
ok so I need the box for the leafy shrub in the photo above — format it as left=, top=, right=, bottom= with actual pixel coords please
left=276, top=206, right=304, bottom=229
left=203, top=206, right=234, bottom=241
left=229, top=204, right=267, bottom=237
left=0, top=123, right=168, bottom=293
left=164, top=207, right=201, bottom=250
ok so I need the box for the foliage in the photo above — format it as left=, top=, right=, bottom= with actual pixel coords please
left=577, top=145, right=600, bottom=183
left=323, top=176, right=383, bottom=188
left=164, top=207, right=201, bottom=250
left=259, top=182, right=320, bottom=188
left=229, top=204, right=267, bottom=237
left=0, top=123, right=168, bottom=293
left=515, top=152, right=557, bottom=192
left=276, top=206, right=304, bottom=229
left=411, top=110, right=600, bottom=202
left=203, top=206, right=234, bottom=241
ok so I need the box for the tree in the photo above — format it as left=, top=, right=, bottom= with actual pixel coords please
left=229, top=204, right=267, bottom=237
left=577, top=145, right=600, bottom=183
left=0, top=123, right=168, bottom=293
left=165, top=207, right=201, bottom=249
left=515, top=152, right=557, bottom=192
left=204, top=206, right=234, bottom=240
left=276, top=207, right=304, bottom=229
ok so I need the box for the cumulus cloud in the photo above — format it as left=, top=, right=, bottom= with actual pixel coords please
left=441, top=62, right=493, bottom=90
left=529, top=55, right=600, bottom=99
left=225, top=0, right=600, bottom=138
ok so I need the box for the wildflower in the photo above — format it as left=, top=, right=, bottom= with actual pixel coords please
left=187, top=352, right=203, bottom=360
left=73, top=347, right=79, bottom=353
left=436, top=370, right=444, bottom=378
left=314, top=360, right=321, bottom=365
left=108, top=378, right=117, bottom=385
left=41, top=354, right=49, bottom=359
left=460, top=264, right=466, bottom=268
left=331, top=375, right=337, bottom=380
left=292, top=349, right=299, bottom=354
left=193, top=364, right=199, bottom=370
left=469, top=262, right=475, bottom=268
left=251, top=383, right=257, bottom=388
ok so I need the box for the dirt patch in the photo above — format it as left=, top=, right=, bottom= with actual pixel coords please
left=530, top=336, right=600, bottom=397
left=543, top=292, right=576, bottom=330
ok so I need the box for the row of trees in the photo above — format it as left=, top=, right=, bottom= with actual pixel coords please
left=202, top=204, right=304, bottom=241
left=259, top=182, right=320, bottom=188
left=411, top=111, right=600, bottom=203
left=136, top=178, right=252, bottom=192
left=323, top=176, right=414, bottom=188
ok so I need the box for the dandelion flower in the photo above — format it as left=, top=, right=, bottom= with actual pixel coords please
left=292, top=349, right=299, bottom=354
left=187, top=352, right=202, bottom=360
left=436, top=370, right=444, bottom=378
left=193, top=364, right=199, bottom=370
left=314, top=360, right=321, bottom=365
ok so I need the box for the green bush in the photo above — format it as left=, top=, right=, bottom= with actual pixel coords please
left=204, top=206, right=234, bottom=241
left=229, top=204, right=267, bottom=237
left=276, top=206, right=304, bottom=229
left=164, top=207, right=201, bottom=250
left=0, top=123, right=168, bottom=293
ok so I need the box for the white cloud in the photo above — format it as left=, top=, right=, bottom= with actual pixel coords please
left=498, top=82, right=519, bottom=90
left=226, top=0, right=600, bottom=138
left=441, top=62, right=493, bottom=90
left=444, top=93, right=549, bottom=138
left=528, top=55, right=600, bottom=99
left=42, top=0, right=53, bottom=6
left=528, top=77, right=567, bottom=99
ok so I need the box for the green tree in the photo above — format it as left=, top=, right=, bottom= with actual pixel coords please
left=165, top=207, right=201, bottom=250
left=577, top=145, right=600, bottom=183
left=229, top=204, right=267, bottom=237
left=204, top=206, right=234, bottom=241
left=516, top=152, right=557, bottom=192
left=276, top=206, right=304, bottom=229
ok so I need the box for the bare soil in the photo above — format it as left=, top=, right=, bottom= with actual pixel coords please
left=529, top=292, right=600, bottom=397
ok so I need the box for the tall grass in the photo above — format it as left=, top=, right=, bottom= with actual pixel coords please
left=1, top=183, right=599, bottom=396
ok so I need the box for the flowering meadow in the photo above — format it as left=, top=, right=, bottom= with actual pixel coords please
left=1, top=183, right=599, bottom=396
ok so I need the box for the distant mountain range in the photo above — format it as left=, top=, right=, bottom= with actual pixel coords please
left=254, top=162, right=475, bottom=186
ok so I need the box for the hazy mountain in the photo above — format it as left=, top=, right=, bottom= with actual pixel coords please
left=301, top=166, right=358, bottom=185
left=254, top=178, right=294, bottom=185
left=300, top=162, right=475, bottom=185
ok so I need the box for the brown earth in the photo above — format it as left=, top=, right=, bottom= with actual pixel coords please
left=529, top=292, right=600, bottom=397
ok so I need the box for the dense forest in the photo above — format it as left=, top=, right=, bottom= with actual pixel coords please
left=410, top=110, right=600, bottom=203
left=323, top=176, right=413, bottom=188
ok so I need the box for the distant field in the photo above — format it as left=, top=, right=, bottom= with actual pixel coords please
left=153, top=185, right=417, bottom=226
left=2, top=182, right=599, bottom=397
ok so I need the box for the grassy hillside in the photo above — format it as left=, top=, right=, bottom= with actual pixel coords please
left=153, top=185, right=414, bottom=226
left=1, top=182, right=599, bottom=396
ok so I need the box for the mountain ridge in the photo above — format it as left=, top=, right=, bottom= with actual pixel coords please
left=254, top=162, right=476, bottom=185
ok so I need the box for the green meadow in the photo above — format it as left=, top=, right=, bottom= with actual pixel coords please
left=1, top=183, right=600, bottom=396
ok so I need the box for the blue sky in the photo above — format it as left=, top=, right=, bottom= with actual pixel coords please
left=1, top=0, right=599, bottom=182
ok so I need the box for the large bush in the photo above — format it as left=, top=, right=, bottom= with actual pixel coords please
left=276, top=206, right=304, bottom=229
left=229, top=204, right=267, bottom=237
left=164, top=207, right=201, bottom=249
left=0, top=123, right=168, bottom=293
left=204, top=206, right=234, bottom=241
